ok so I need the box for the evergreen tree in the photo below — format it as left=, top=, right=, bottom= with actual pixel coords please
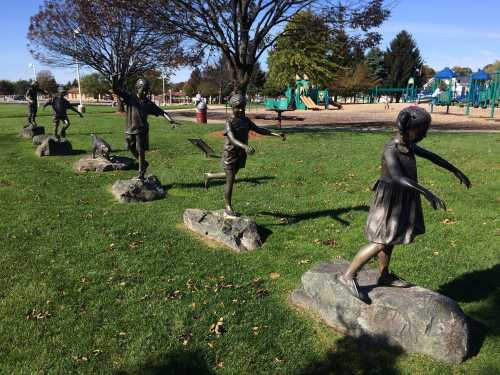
left=0, top=80, right=15, bottom=95
left=13, top=80, right=31, bottom=96
left=365, top=48, right=386, bottom=84
left=384, top=30, right=423, bottom=101
left=187, top=68, right=203, bottom=93
left=266, top=11, right=337, bottom=89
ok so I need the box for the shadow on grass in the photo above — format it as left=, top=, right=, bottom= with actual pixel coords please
left=173, top=176, right=275, bottom=190
left=438, top=264, right=500, bottom=303
left=298, top=334, right=403, bottom=375
left=114, top=349, right=215, bottom=375
left=70, top=149, right=87, bottom=155
left=259, top=205, right=369, bottom=226
left=258, top=224, right=273, bottom=243
left=438, top=264, right=500, bottom=357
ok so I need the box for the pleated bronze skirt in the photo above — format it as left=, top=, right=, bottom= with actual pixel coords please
left=365, top=180, right=425, bottom=245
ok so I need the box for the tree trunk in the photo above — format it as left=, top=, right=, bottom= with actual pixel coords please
left=117, top=97, right=125, bottom=112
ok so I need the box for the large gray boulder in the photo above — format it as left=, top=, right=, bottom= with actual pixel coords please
left=291, top=260, right=470, bottom=364
left=183, top=209, right=262, bottom=252
left=111, top=175, right=165, bottom=203
left=32, top=134, right=48, bottom=146
left=35, top=136, right=73, bottom=157
left=74, top=155, right=135, bottom=172
left=20, top=125, right=45, bottom=139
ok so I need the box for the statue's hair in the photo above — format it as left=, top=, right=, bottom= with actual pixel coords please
left=396, top=106, right=431, bottom=133
left=229, top=93, right=246, bottom=107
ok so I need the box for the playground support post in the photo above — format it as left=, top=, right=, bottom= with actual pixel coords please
left=490, top=70, right=499, bottom=118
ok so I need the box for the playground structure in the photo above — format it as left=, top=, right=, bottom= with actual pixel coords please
left=429, top=67, right=500, bottom=118
left=264, top=68, right=500, bottom=122
left=264, top=75, right=336, bottom=112
left=368, top=78, right=418, bottom=104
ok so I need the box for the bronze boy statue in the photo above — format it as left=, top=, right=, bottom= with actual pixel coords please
left=25, top=81, right=47, bottom=127
left=112, top=78, right=179, bottom=181
left=339, top=106, right=471, bottom=303
left=205, top=93, right=286, bottom=217
left=43, top=86, right=83, bottom=138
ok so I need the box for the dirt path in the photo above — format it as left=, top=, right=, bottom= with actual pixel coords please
left=172, top=103, right=500, bottom=132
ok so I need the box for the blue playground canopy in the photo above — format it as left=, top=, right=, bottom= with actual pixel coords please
left=434, top=67, right=457, bottom=79
left=471, top=69, right=491, bottom=81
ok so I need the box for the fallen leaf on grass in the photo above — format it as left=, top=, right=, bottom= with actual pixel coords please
left=207, top=341, right=215, bottom=349
left=165, top=290, right=182, bottom=300
left=128, top=240, right=143, bottom=249
left=209, top=318, right=225, bottom=336
left=72, top=355, right=88, bottom=363
left=186, top=279, right=198, bottom=291
left=117, top=331, right=127, bottom=337
left=433, top=251, right=439, bottom=256
left=298, top=259, right=311, bottom=265
left=441, top=219, right=457, bottom=225
left=251, top=277, right=263, bottom=288
left=179, top=331, right=193, bottom=346
left=269, top=272, right=280, bottom=280
left=256, top=288, right=270, bottom=298
left=216, top=361, right=224, bottom=369
left=321, top=239, right=337, bottom=247
left=26, top=309, right=51, bottom=320
left=252, top=326, right=259, bottom=336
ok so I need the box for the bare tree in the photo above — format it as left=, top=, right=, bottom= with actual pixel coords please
left=143, top=0, right=318, bottom=96
left=142, top=0, right=392, bottom=96
left=28, top=0, right=188, bottom=110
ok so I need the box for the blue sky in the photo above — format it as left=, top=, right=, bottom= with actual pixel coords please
left=1, top=0, right=499, bottom=83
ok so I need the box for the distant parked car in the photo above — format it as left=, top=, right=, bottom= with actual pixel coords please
left=13, top=95, right=24, bottom=101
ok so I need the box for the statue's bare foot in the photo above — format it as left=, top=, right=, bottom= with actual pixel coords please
left=338, top=274, right=369, bottom=303
left=377, top=272, right=412, bottom=288
left=224, top=207, right=240, bottom=218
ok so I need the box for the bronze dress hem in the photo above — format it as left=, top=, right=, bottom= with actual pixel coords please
left=364, top=141, right=425, bottom=245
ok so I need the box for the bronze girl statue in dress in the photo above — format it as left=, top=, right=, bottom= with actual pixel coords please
left=339, top=106, right=471, bottom=303
left=205, top=93, right=286, bottom=217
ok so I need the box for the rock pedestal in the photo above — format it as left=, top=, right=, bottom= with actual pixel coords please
left=291, top=260, right=470, bottom=364
left=19, top=125, right=45, bottom=139
left=35, top=136, right=73, bottom=157
left=74, top=155, right=135, bottom=172
left=111, top=176, right=165, bottom=203
left=32, top=135, right=48, bottom=146
left=183, top=209, right=262, bottom=252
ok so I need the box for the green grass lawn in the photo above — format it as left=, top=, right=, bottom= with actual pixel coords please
left=0, top=104, right=499, bottom=374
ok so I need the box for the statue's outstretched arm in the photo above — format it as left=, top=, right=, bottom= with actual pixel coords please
left=414, top=145, right=471, bottom=188
left=385, top=148, right=446, bottom=210
left=250, top=122, right=286, bottom=140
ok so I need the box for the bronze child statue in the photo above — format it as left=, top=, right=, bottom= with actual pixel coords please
left=205, top=93, right=286, bottom=217
left=25, top=81, right=47, bottom=127
left=43, top=86, right=83, bottom=138
left=339, top=106, right=471, bottom=303
left=112, top=77, right=179, bottom=181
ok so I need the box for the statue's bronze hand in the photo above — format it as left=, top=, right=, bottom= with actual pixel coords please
left=454, top=171, right=471, bottom=189
left=425, top=191, right=446, bottom=210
